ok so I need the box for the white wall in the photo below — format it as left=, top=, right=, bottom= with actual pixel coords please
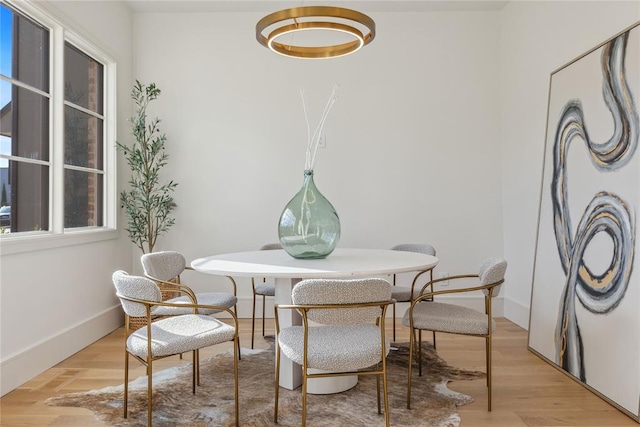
left=4, top=0, right=638, bottom=397
left=0, top=0, right=134, bottom=396
left=499, top=0, right=640, bottom=328
left=132, top=10, right=504, bottom=314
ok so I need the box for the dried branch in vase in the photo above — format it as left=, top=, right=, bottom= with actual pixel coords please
left=301, top=83, right=339, bottom=171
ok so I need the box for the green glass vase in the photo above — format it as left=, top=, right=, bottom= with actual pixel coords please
left=278, top=170, right=341, bottom=259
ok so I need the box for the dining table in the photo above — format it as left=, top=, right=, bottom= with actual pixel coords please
left=191, top=247, right=439, bottom=394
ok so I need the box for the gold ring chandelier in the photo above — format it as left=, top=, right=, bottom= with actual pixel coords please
left=256, top=6, right=376, bottom=59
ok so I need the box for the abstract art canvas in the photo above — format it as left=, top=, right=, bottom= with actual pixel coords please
left=529, top=21, right=640, bottom=421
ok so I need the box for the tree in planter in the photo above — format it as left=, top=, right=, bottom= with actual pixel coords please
left=117, top=80, right=177, bottom=254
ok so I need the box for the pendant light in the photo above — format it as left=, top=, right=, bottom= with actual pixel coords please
left=256, top=6, right=375, bottom=59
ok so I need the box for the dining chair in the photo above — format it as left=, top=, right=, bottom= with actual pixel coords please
left=250, top=242, right=282, bottom=348
left=112, top=270, right=239, bottom=427
left=274, top=278, right=394, bottom=427
left=403, top=258, right=507, bottom=411
left=141, top=250, right=242, bottom=357
left=390, top=244, right=437, bottom=342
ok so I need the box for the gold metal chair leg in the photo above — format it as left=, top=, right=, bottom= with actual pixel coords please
left=124, top=350, right=129, bottom=418
left=407, top=327, right=414, bottom=409
left=147, top=359, right=152, bottom=427
left=382, top=370, right=390, bottom=427
left=301, top=373, right=307, bottom=427
left=376, top=368, right=381, bottom=414
left=487, top=335, right=492, bottom=411
left=261, top=295, right=267, bottom=337
left=197, top=349, right=202, bottom=387
left=274, top=343, right=280, bottom=423
left=233, top=336, right=239, bottom=427
left=251, top=294, right=257, bottom=349
left=234, top=306, right=242, bottom=360
left=192, top=350, right=197, bottom=393
left=392, top=302, right=396, bottom=342
left=418, top=329, right=423, bottom=377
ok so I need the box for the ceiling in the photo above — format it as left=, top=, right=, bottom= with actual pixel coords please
left=122, top=0, right=510, bottom=13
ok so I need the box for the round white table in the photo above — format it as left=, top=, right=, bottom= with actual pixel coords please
left=191, top=248, right=438, bottom=393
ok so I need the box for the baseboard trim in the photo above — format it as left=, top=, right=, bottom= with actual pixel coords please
left=503, top=297, right=530, bottom=330
left=0, top=305, right=123, bottom=397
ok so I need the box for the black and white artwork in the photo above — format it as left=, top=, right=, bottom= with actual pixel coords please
left=529, top=22, right=640, bottom=420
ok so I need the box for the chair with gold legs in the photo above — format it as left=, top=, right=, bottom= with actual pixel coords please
left=390, top=244, right=436, bottom=343
left=403, top=258, right=507, bottom=411
left=141, top=250, right=241, bottom=357
left=112, top=270, right=239, bottom=427
left=250, top=242, right=282, bottom=348
left=274, top=278, right=394, bottom=427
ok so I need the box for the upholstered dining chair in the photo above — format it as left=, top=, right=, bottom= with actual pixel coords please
left=250, top=242, right=282, bottom=348
left=112, top=270, right=239, bottom=427
left=141, top=251, right=241, bottom=357
left=390, top=244, right=437, bottom=342
left=403, top=258, right=507, bottom=411
left=274, top=278, right=394, bottom=427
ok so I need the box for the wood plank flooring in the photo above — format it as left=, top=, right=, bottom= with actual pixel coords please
left=1, top=318, right=637, bottom=426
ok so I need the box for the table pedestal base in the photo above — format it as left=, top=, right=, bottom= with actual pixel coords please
left=307, top=370, right=358, bottom=394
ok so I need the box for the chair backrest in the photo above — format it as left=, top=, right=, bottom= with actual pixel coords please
left=478, top=258, right=507, bottom=296
left=112, top=270, right=162, bottom=317
left=141, top=251, right=186, bottom=281
left=260, top=243, right=282, bottom=251
left=391, top=243, right=436, bottom=256
left=291, top=278, right=391, bottom=325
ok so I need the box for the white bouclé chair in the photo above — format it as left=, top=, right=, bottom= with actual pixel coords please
left=403, top=258, right=507, bottom=411
left=112, top=270, right=239, bottom=427
left=274, top=278, right=394, bottom=427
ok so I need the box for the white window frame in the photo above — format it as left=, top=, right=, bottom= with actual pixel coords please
left=0, top=0, right=118, bottom=255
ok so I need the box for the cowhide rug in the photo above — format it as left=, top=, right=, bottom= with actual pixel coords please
left=47, top=340, right=485, bottom=426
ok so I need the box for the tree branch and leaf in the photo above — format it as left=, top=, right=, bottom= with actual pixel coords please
left=116, top=80, right=177, bottom=254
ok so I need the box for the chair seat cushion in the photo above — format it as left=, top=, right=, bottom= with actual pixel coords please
left=402, top=302, right=496, bottom=335
left=255, top=282, right=275, bottom=296
left=390, top=286, right=412, bottom=302
left=127, top=314, right=235, bottom=358
left=152, top=292, right=237, bottom=315
left=278, top=324, right=390, bottom=371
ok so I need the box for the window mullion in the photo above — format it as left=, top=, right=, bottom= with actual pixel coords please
left=104, top=62, right=117, bottom=230
left=63, top=100, right=104, bottom=120
left=50, top=24, right=65, bottom=234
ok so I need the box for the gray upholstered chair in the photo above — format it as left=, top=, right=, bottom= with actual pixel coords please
left=390, top=244, right=437, bottom=342
left=250, top=242, right=282, bottom=348
left=274, top=278, right=394, bottom=427
left=140, top=251, right=239, bottom=316
left=403, top=258, right=507, bottom=411
left=141, top=251, right=241, bottom=357
left=112, top=270, right=239, bottom=427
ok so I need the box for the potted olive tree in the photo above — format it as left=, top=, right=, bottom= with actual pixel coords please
left=117, top=80, right=177, bottom=254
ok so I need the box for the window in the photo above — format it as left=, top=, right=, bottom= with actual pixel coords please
left=64, top=43, right=104, bottom=228
left=0, top=4, right=49, bottom=232
left=0, top=1, right=115, bottom=243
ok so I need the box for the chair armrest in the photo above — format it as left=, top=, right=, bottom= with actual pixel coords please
left=116, top=293, right=239, bottom=325
left=185, top=266, right=238, bottom=296
left=409, top=268, right=435, bottom=299
left=144, top=275, right=198, bottom=302
left=418, top=274, right=478, bottom=296
left=414, top=279, right=504, bottom=304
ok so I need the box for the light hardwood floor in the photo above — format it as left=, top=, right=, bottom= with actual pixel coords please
left=1, top=318, right=637, bottom=426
